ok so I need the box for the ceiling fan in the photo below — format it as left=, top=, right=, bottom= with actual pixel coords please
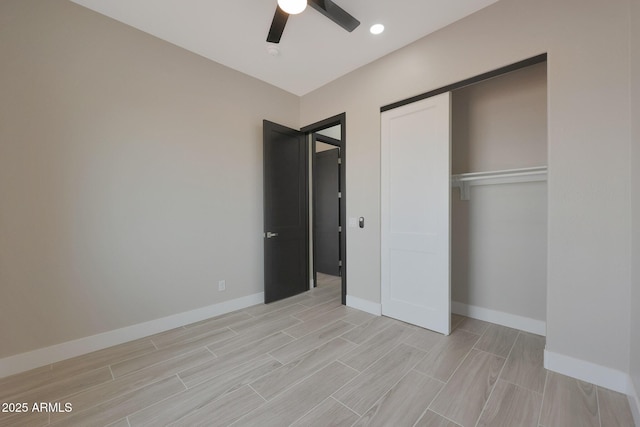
left=267, top=0, right=361, bottom=44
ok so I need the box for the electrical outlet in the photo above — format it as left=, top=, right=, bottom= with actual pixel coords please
left=218, top=280, right=226, bottom=291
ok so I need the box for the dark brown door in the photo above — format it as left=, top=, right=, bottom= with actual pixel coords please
left=314, top=148, right=340, bottom=276
left=263, top=120, right=309, bottom=303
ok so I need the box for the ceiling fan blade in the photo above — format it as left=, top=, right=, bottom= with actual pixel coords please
left=267, top=6, right=289, bottom=43
left=308, top=0, right=360, bottom=32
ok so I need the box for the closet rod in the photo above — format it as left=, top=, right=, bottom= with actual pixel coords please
left=451, top=166, right=547, bottom=200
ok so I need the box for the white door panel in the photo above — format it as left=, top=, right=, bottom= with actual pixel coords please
left=381, top=92, right=451, bottom=335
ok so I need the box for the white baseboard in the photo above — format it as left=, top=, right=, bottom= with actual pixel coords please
left=346, top=295, right=381, bottom=316
left=628, top=376, right=640, bottom=426
left=0, top=292, right=264, bottom=379
left=451, top=301, right=546, bottom=336
left=543, top=350, right=628, bottom=394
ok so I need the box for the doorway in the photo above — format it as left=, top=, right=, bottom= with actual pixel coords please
left=263, top=114, right=347, bottom=305
left=312, top=133, right=342, bottom=295
left=303, top=114, right=347, bottom=305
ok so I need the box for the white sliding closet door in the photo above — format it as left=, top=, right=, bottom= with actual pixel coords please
left=381, top=92, right=451, bottom=335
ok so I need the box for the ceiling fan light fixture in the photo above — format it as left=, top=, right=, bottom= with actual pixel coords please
left=277, top=0, right=307, bottom=15
left=370, top=24, right=385, bottom=35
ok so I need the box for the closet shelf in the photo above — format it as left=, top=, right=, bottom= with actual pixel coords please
left=451, top=166, right=547, bottom=200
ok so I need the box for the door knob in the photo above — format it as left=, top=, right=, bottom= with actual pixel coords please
left=266, top=232, right=279, bottom=238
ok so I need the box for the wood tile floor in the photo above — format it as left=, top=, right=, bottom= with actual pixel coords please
left=0, top=275, right=635, bottom=427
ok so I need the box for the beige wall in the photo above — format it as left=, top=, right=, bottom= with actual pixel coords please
left=451, top=64, right=547, bottom=322
left=0, top=0, right=299, bottom=358
left=452, top=183, right=547, bottom=322
left=630, top=0, right=640, bottom=405
left=452, top=62, right=547, bottom=174
left=300, top=0, right=632, bottom=373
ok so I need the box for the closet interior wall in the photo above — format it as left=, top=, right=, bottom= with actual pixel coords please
left=451, top=62, right=548, bottom=330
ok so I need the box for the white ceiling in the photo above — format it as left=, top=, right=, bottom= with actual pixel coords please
left=70, top=0, right=499, bottom=96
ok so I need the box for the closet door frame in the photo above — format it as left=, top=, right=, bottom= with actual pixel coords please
left=381, top=54, right=546, bottom=113
left=379, top=53, right=548, bottom=336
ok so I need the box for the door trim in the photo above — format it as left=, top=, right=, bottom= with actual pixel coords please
left=312, top=134, right=341, bottom=282
left=302, top=113, right=347, bottom=305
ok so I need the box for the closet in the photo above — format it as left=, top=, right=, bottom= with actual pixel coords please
left=381, top=58, right=547, bottom=336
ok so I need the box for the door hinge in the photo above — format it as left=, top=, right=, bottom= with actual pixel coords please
left=338, top=192, right=342, bottom=199
left=338, top=260, right=343, bottom=267
left=338, top=226, right=342, bottom=232
left=338, top=158, right=342, bottom=165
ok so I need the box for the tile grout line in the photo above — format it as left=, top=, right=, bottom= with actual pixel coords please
left=338, top=332, right=413, bottom=373
left=101, top=366, right=201, bottom=422
left=268, top=320, right=359, bottom=364
left=434, top=328, right=482, bottom=388
left=412, top=407, right=430, bottom=427
left=456, top=322, right=489, bottom=336
left=296, top=319, right=356, bottom=340
left=280, top=330, right=297, bottom=339
left=471, top=347, right=508, bottom=361
left=42, top=342, right=159, bottom=384
left=283, top=306, right=352, bottom=335
left=176, top=372, right=189, bottom=390
left=151, top=323, right=238, bottom=349
left=329, top=396, right=361, bottom=425
left=161, top=381, right=242, bottom=427
left=266, top=350, right=286, bottom=366
left=210, top=329, right=291, bottom=360
left=286, top=397, right=332, bottom=427
left=248, top=302, right=315, bottom=321
left=54, top=373, right=188, bottom=426
left=112, top=345, right=214, bottom=381
left=536, top=370, right=550, bottom=427
left=247, top=384, right=268, bottom=402
left=340, top=320, right=396, bottom=346
left=339, top=321, right=414, bottom=367
left=427, top=407, right=465, bottom=427
left=409, top=371, right=451, bottom=427
left=226, top=317, right=296, bottom=337
left=176, top=352, right=274, bottom=390
left=422, top=323, right=484, bottom=425
left=250, top=353, right=341, bottom=403
left=333, top=359, right=361, bottom=376
left=596, top=386, right=603, bottom=427
left=8, top=364, right=116, bottom=407
left=346, top=348, right=430, bottom=424
left=500, top=377, right=544, bottom=396
left=118, top=374, right=189, bottom=425
left=241, top=309, right=258, bottom=318
left=473, top=328, right=518, bottom=427
left=329, top=360, right=369, bottom=415
left=426, top=344, right=476, bottom=416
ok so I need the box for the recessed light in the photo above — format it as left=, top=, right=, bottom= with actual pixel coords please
left=267, top=44, right=280, bottom=56
left=370, top=24, right=385, bottom=35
